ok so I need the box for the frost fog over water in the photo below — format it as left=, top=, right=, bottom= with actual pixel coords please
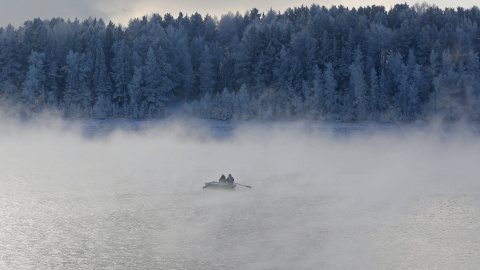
left=1, top=118, right=480, bottom=269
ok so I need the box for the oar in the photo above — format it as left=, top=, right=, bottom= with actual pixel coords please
left=235, top=183, right=252, bottom=188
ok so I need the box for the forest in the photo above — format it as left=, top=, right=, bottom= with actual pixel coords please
left=0, top=3, right=479, bottom=121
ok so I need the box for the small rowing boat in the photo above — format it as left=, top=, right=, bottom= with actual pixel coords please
left=203, top=181, right=237, bottom=189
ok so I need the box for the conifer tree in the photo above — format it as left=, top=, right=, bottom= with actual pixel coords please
left=22, top=51, right=46, bottom=114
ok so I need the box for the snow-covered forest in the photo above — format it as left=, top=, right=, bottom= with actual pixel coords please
left=1, top=3, right=479, bottom=121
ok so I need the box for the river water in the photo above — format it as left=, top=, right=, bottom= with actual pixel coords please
left=1, top=119, right=479, bottom=269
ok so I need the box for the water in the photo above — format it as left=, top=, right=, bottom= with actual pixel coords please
left=1, top=119, right=480, bottom=269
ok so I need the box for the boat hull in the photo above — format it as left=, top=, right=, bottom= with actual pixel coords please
left=203, top=181, right=237, bottom=189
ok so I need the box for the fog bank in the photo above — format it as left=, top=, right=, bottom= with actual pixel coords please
left=1, top=117, right=479, bottom=269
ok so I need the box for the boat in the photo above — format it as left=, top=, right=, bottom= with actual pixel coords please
left=203, top=181, right=237, bottom=189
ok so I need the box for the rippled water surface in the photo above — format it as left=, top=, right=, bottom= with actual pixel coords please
left=1, top=120, right=479, bottom=269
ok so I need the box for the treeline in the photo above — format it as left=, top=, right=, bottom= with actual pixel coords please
left=0, top=3, right=479, bottom=121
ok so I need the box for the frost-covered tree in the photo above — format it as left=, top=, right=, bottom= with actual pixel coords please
left=433, top=49, right=464, bottom=120
left=142, top=47, right=161, bottom=117
left=235, top=24, right=259, bottom=87
left=199, top=44, right=215, bottom=95
left=349, top=46, right=367, bottom=120
left=221, top=87, right=233, bottom=120
left=155, top=46, right=175, bottom=113
left=22, top=18, right=49, bottom=55
left=273, top=45, right=302, bottom=91
left=0, top=25, right=21, bottom=101
left=164, top=25, right=192, bottom=101
left=45, top=58, right=59, bottom=106
left=385, top=52, right=406, bottom=119
left=254, top=41, right=277, bottom=89
left=323, top=62, right=337, bottom=118
left=199, top=91, right=213, bottom=118
left=405, top=49, right=422, bottom=119
left=127, top=66, right=144, bottom=118
left=21, top=51, right=46, bottom=114
left=62, top=50, right=91, bottom=117
left=304, top=65, right=324, bottom=119
left=93, top=39, right=113, bottom=118
left=464, top=50, right=480, bottom=120
left=142, top=47, right=174, bottom=117
left=111, top=40, right=130, bottom=115
left=235, top=83, right=251, bottom=119
left=369, top=68, right=380, bottom=120
left=0, top=4, right=480, bottom=121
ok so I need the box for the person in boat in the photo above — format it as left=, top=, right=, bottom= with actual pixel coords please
left=219, top=174, right=226, bottom=183
left=227, top=174, right=234, bottom=184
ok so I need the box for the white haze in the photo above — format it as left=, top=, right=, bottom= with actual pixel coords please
left=1, top=116, right=480, bottom=269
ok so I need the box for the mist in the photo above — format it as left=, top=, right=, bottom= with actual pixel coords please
left=1, top=116, right=480, bottom=269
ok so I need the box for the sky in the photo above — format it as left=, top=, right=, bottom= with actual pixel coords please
left=0, top=0, right=478, bottom=28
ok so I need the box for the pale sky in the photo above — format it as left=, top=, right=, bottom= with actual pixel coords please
left=0, top=0, right=478, bottom=28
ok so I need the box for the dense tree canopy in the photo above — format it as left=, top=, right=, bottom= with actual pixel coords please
left=0, top=3, right=479, bottom=121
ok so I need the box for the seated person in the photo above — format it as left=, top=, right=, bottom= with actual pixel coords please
left=227, top=174, right=234, bottom=183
